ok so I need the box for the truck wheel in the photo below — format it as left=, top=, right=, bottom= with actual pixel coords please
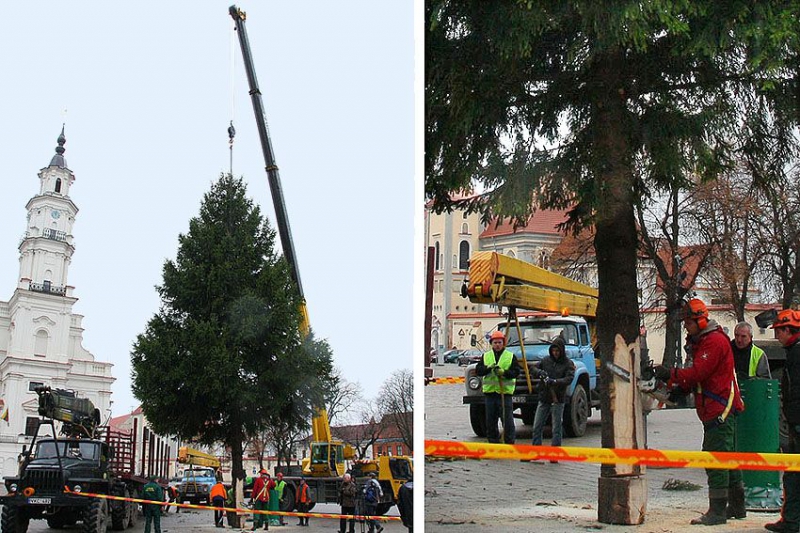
left=469, top=404, right=487, bottom=437
left=375, top=503, right=392, bottom=515
left=126, top=497, right=138, bottom=529
left=82, top=498, right=108, bottom=533
left=279, top=484, right=296, bottom=512
left=1, top=506, right=29, bottom=533
left=110, top=488, right=127, bottom=531
left=564, top=383, right=589, bottom=438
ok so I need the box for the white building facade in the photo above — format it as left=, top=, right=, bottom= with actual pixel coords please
left=0, top=130, right=114, bottom=476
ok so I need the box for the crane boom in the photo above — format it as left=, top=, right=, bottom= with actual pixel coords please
left=229, top=4, right=309, bottom=334
left=177, top=446, right=221, bottom=469
left=466, top=251, right=598, bottom=317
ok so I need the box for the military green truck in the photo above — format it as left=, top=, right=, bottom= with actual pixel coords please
left=0, top=387, right=151, bottom=532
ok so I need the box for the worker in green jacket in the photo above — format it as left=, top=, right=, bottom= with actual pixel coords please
left=274, top=472, right=287, bottom=526
left=142, top=477, right=164, bottom=533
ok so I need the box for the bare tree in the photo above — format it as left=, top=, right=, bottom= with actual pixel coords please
left=326, top=367, right=364, bottom=426
left=690, top=171, right=766, bottom=320
left=331, top=402, right=386, bottom=460
left=756, top=165, right=800, bottom=307
left=376, top=369, right=413, bottom=452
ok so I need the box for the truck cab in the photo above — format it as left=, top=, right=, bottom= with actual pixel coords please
left=178, top=467, right=218, bottom=504
left=463, top=315, right=600, bottom=438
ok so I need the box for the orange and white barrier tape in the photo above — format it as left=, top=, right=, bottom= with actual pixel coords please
left=62, top=487, right=399, bottom=522
left=425, top=376, right=465, bottom=385
left=425, top=439, right=800, bottom=471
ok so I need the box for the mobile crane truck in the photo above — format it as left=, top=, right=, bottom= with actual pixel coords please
left=229, top=5, right=412, bottom=515
left=175, top=446, right=221, bottom=505
left=462, top=251, right=601, bottom=438
left=0, top=387, right=151, bottom=532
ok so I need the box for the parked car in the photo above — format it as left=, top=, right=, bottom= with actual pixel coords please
left=458, top=349, right=483, bottom=366
left=442, top=349, right=462, bottom=364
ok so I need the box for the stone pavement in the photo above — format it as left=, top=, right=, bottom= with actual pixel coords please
left=425, top=363, right=782, bottom=532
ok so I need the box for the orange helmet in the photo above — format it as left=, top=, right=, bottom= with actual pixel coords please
left=680, top=298, right=709, bottom=329
left=770, top=309, right=800, bottom=329
left=490, top=331, right=506, bottom=342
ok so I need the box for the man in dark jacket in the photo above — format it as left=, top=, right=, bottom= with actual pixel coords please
left=397, top=478, right=413, bottom=532
left=476, top=330, right=521, bottom=444
left=338, top=473, right=357, bottom=533
left=765, top=309, right=800, bottom=533
left=531, top=337, right=575, bottom=452
left=654, top=298, right=744, bottom=526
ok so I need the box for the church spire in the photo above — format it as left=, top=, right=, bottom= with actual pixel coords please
left=49, top=125, right=67, bottom=168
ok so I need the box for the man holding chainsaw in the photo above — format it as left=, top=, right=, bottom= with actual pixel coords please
left=476, top=330, right=520, bottom=444
left=654, top=298, right=744, bottom=526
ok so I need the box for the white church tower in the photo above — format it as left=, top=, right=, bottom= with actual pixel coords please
left=0, top=129, right=114, bottom=475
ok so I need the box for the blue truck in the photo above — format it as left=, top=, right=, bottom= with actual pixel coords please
left=463, top=315, right=600, bottom=438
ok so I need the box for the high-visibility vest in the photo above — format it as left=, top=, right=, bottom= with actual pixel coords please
left=210, top=483, right=227, bottom=500
left=749, top=345, right=766, bottom=377
left=482, top=350, right=516, bottom=394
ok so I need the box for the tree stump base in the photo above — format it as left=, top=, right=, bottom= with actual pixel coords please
left=597, top=476, right=647, bottom=524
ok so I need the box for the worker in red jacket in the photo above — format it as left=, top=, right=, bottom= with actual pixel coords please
left=655, top=298, right=744, bottom=526
left=250, top=470, right=273, bottom=531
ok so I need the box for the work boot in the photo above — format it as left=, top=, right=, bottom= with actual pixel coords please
left=766, top=520, right=800, bottom=533
left=690, top=496, right=727, bottom=525
left=726, top=483, right=746, bottom=519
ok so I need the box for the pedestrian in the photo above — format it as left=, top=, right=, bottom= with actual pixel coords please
left=397, top=478, right=413, bottom=532
left=475, top=330, right=520, bottom=444
left=765, top=309, right=800, bottom=533
left=142, top=476, right=164, bottom=533
left=654, top=298, right=744, bottom=526
left=210, top=480, right=227, bottom=528
left=295, top=477, right=311, bottom=526
left=531, top=337, right=575, bottom=457
left=731, top=321, right=771, bottom=381
left=274, top=472, right=286, bottom=526
left=250, top=469, right=271, bottom=531
left=363, top=471, right=384, bottom=533
left=338, top=473, right=357, bottom=533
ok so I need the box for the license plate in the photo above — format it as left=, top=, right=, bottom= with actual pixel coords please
left=27, top=497, right=51, bottom=505
left=512, top=396, right=527, bottom=404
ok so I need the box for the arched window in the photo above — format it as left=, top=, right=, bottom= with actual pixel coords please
left=434, top=242, right=440, bottom=271
left=461, top=222, right=469, bottom=234
left=507, top=250, right=516, bottom=259
left=539, top=249, right=550, bottom=269
left=55, top=178, right=62, bottom=193
left=34, top=330, right=48, bottom=357
left=459, top=241, right=470, bottom=271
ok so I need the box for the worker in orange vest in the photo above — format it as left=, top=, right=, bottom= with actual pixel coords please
left=295, top=477, right=312, bottom=526
left=210, top=480, right=227, bottom=528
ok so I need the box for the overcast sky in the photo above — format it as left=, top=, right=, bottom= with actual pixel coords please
left=0, top=2, right=414, bottom=416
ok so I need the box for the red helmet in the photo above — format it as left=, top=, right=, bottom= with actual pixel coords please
left=490, top=331, right=505, bottom=342
left=770, top=309, right=800, bottom=329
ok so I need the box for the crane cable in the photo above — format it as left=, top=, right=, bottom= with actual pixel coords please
left=228, top=19, right=237, bottom=177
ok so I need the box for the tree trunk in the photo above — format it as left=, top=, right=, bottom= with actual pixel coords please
left=230, top=438, right=246, bottom=529
left=592, top=52, right=646, bottom=525
left=661, top=309, right=683, bottom=368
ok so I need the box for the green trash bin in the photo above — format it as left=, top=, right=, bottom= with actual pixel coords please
left=736, top=378, right=782, bottom=511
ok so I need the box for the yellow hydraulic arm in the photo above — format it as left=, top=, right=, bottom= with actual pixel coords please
left=177, top=446, right=221, bottom=469
left=466, top=251, right=598, bottom=318
left=311, top=409, right=333, bottom=443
